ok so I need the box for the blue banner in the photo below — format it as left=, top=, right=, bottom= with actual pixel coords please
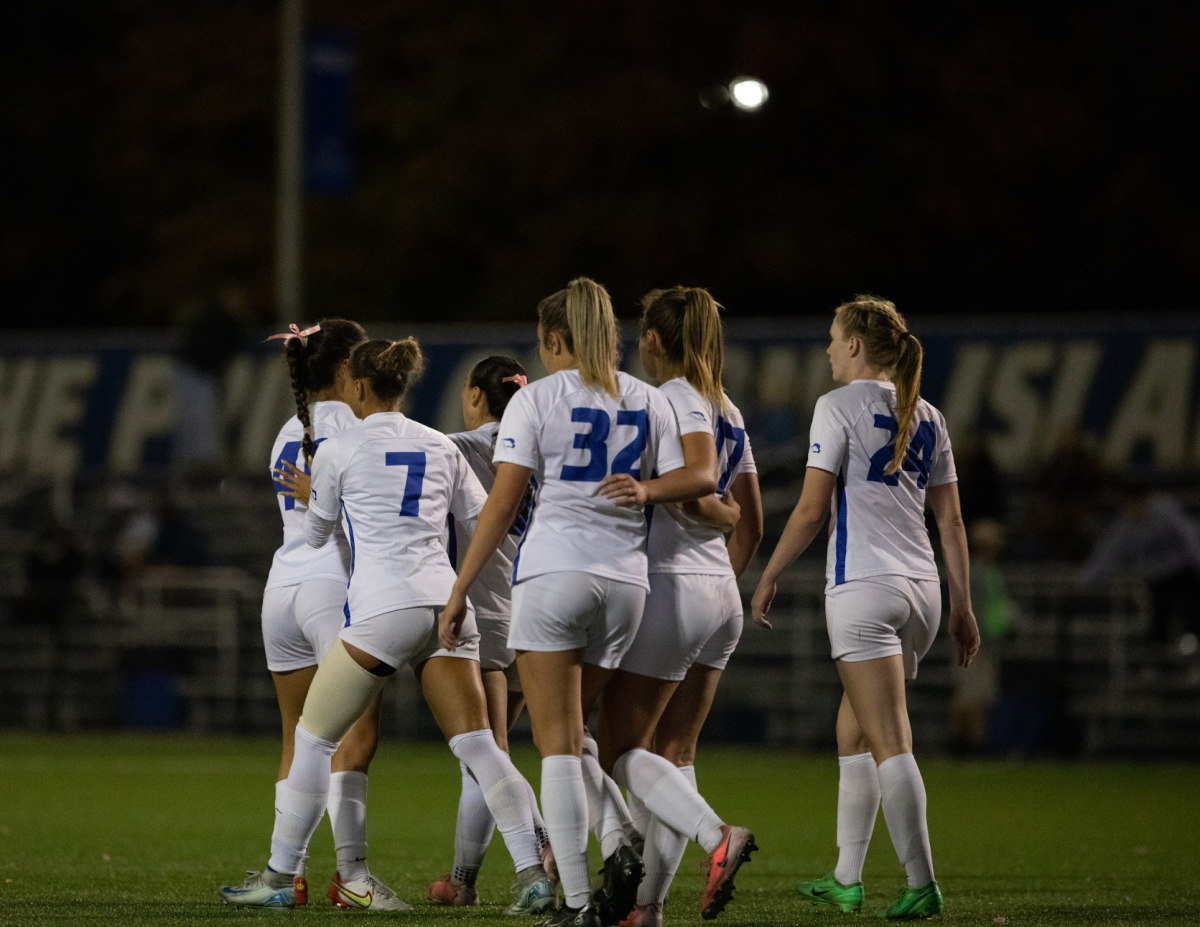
left=1, top=316, right=1198, bottom=477
left=304, top=31, right=354, bottom=196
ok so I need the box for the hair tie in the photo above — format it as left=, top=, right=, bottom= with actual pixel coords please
left=379, top=340, right=400, bottom=356
left=501, top=374, right=528, bottom=388
left=266, top=322, right=321, bottom=347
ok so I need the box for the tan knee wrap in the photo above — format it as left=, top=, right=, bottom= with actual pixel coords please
left=299, top=642, right=386, bottom=743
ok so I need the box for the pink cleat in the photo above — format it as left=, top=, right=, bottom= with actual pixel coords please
left=619, top=902, right=662, bottom=927
left=427, top=873, right=481, bottom=906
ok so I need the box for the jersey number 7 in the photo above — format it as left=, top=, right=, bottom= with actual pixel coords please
left=385, top=451, right=427, bottom=516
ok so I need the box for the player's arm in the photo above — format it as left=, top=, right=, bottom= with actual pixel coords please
left=750, top=467, right=835, bottom=628
left=725, top=472, right=764, bottom=579
left=928, top=480, right=980, bottom=668
left=439, top=462, right=533, bottom=649
left=600, top=430, right=718, bottom=506
left=681, top=489, right=741, bottom=532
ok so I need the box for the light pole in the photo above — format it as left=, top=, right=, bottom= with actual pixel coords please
left=275, top=0, right=304, bottom=323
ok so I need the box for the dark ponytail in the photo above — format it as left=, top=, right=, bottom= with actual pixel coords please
left=350, top=337, right=425, bottom=403
left=278, top=318, right=367, bottom=461
left=468, top=355, right=527, bottom=419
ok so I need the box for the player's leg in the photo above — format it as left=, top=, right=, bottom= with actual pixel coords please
left=838, top=656, right=941, bottom=919
left=796, top=691, right=873, bottom=913
left=428, top=668, right=505, bottom=907
left=326, top=689, right=383, bottom=888
left=222, top=639, right=386, bottom=908
left=417, top=654, right=552, bottom=914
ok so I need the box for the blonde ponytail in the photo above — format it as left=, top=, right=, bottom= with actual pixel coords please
left=833, top=295, right=923, bottom=475
left=640, top=286, right=727, bottom=409
left=538, top=277, right=619, bottom=398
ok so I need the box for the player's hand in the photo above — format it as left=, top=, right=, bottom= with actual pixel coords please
left=273, top=459, right=311, bottom=507
left=949, top=606, right=981, bottom=668
left=599, top=473, right=649, bottom=508
left=439, top=590, right=468, bottom=651
left=750, top=577, right=776, bottom=629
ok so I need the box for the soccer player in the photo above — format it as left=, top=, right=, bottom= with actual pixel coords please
left=604, top=287, right=764, bottom=927
left=220, top=337, right=549, bottom=911
left=750, top=297, right=981, bottom=921
left=250, top=319, right=392, bottom=899
left=427, top=355, right=556, bottom=914
left=437, top=278, right=715, bottom=927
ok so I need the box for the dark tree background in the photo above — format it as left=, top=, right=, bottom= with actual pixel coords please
left=2, top=1, right=1197, bottom=327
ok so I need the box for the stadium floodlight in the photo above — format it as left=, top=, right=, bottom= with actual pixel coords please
left=729, top=77, right=768, bottom=111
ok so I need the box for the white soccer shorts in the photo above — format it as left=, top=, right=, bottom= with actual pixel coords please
left=476, top=612, right=516, bottom=672
left=261, top=579, right=348, bottom=672
left=619, top=573, right=744, bottom=681
left=339, top=602, right=480, bottom=671
left=509, top=571, right=647, bottom=670
left=825, top=575, right=942, bottom=680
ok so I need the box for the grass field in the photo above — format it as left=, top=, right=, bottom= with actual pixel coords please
left=0, top=735, right=1198, bottom=926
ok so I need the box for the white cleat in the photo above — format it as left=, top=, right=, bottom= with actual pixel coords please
left=327, top=870, right=413, bottom=911
left=504, top=871, right=556, bottom=916
left=218, top=870, right=299, bottom=908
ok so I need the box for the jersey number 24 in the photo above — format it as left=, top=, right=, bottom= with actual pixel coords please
left=866, top=415, right=935, bottom=489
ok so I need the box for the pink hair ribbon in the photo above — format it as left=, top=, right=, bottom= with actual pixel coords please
left=501, top=374, right=528, bottom=388
left=266, top=323, right=321, bottom=345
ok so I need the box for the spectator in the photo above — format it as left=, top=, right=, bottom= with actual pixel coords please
left=1076, top=481, right=1200, bottom=644
left=1025, top=425, right=1104, bottom=560
left=172, top=285, right=249, bottom=471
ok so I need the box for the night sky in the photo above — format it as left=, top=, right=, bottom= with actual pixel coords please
left=3, top=1, right=1198, bottom=328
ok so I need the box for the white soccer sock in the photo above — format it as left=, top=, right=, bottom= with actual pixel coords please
left=269, top=724, right=338, bottom=875
left=328, top=771, right=369, bottom=882
left=520, top=776, right=551, bottom=854
left=637, top=765, right=694, bottom=905
left=877, top=753, right=935, bottom=888
left=626, top=789, right=651, bottom=840
left=581, top=735, right=631, bottom=858
left=541, top=755, right=593, bottom=909
left=449, top=730, right=541, bottom=874
left=453, top=760, right=495, bottom=884
left=614, top=749, right=724, bottom=853
left=834, top=753, right=880, bottom=885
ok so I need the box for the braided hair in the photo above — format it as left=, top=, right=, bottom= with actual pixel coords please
left=282, top=318, right=367, bottom=462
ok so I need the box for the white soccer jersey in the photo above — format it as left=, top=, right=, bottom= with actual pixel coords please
left=806, top=379, right=956, bottom=592
left=448, top=421, right=531, bottom=617
left=494, top=369, right=686, bottom=591
left=307, top=412, right=488, bottom=622
left=265, top=401, right=360, bottom=591
left=647, top=378, right=758, bottom=575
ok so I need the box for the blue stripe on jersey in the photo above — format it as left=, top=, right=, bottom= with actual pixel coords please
left=835, top=471, right=848, bottom=585
left=511, top=487, right=539, bottom=585
left=341, top=503, right=356, bottom=577
left=343, top=599, right=351, bottom=627
left=447, top=512, right=457, bottom=569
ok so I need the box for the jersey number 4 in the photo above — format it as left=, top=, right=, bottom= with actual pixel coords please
left=866, top=415, right=935, bottom=489
left=274, top=438, right=327, bottom=511
left=561, top=408, right=648, bottom=482
left=385, top=451, right=426, bottom=516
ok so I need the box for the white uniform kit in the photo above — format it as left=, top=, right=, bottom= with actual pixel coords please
left=262, top=401, right=359, bottom=672
left=621, top=378, right=757, bottom=681
left=494, top=369, right=685, bottom=668
left=305, top=411, right=487, bottom=670
left=806, top=379, right=956, bottom=678
left=448, top=422, right=528, bottom=674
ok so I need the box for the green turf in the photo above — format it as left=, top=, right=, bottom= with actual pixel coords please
left=0, top=735, right=1198, bottom=926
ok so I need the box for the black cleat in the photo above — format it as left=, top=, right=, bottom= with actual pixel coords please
left=537, top=902, right=602, bottom=927
left=592, top=844, right=645, bottom=926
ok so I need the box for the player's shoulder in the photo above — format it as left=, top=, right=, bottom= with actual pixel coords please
left=311, top=400, right=360, bottom=434
left=819, top=380, right=890, bottom=418
left=915, top=395, right=947, bottom=425
left=273, top=414, right=304, bottom=447
left=718, top=393, right=747, bottom=428
left=658, top=376, right=715, bottom=426
left=449, top=422, right=497, bottom=452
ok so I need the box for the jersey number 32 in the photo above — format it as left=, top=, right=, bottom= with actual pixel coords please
left=560, top=408, right=648, bottom=482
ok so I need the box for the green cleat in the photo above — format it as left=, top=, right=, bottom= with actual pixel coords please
left=796, top=871, right=864, bottom=913
left=879, top=882, right=944, bottom=920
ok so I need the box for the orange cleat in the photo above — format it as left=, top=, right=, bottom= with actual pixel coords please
left=700, top=826, right=757, bottom=920
left=618, top=902, right=662, bottom=927
left=427, top=872, right=481, bottom=906
left=293, top=874, right=308, bottom=907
